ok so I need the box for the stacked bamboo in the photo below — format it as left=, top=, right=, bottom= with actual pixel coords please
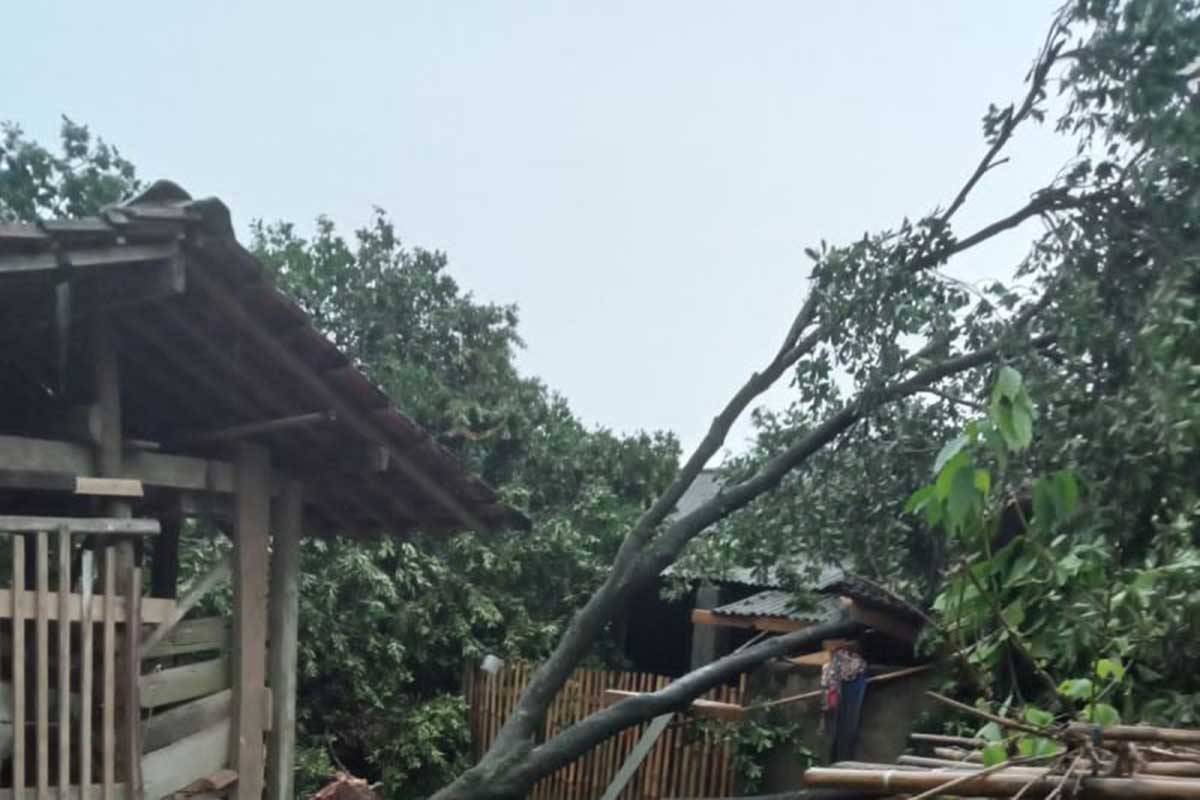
left=804, top=694, right=1200, bottom=798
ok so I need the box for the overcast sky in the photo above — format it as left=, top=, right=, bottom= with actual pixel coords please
left=5, top=1, right=1073, bottom=459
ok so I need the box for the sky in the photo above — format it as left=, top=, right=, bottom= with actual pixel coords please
left=4, top=1, right=1073, bottom=459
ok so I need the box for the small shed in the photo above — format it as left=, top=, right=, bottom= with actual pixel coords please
left=0, top=181, right=524, bottom=800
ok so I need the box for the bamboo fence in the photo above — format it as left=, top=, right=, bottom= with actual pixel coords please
left=465, top=663, right=747, bottom=800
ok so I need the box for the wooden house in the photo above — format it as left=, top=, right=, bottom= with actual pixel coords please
left=0, top=181, right=524, bottom=800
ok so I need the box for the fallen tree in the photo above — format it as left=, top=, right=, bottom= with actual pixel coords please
left=426, top=2, right=1200, bottom=796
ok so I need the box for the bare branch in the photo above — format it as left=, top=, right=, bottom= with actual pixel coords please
left=941, top=17, right=1066, bottom=223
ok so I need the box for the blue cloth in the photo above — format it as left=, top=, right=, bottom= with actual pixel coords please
left=832, top=673, right=867, bottom=762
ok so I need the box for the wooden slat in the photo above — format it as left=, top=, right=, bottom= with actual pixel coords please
left=0, top=787, right=127, bottom=800
left=36, top=532, right=48, bottom=800
left=102, top=553, right=115, bottom=800
left=121, top=557, right=142, bottom=799
left=0, top=516, right=158, bottom=536
left=143, top=689, right=232, bottom=753
left=142, top=556, right=231, bottom=656
left=79, top=550, right=94, bottom=800
left=140, top=657, right=230, bottom=709
left=73, top=478, right=144, bottom=498
left=142, top=720, right=232, bottom=800
left=56, top=530, right=70, bottom=800
left=140, top=616, right=229, bottom=660
left=12, top=535, right=25, bottom=793
left=0, top=589, right=174, bottom=624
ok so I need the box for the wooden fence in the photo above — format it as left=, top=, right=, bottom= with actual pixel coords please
left=465, top=664, right=747, bottom=800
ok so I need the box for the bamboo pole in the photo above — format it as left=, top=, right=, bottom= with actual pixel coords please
left=805, top=766, right=1200, bottom=798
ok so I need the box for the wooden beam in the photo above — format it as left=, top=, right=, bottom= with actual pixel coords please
left=0, top=242, right=179, bottom=275
left=0, top=433, right=241, bottom=493
left=140, top=616, right=230, bottom=660
left=143, top=721, right=231, bottom=800
left=140, top=657, right=230, bottom=709
left=689, top=608, right=809, bottom=634
left=266, top=481, right=302, bottom=800
left=841, top=599, right=920, bottom=644
left=174, top=411, right=336, bottom=447
left=143, top=689, right=232, bottom=753
left=231, top=444, right=270, bottom=800
left=74, top=477, right=144, bottom=498
left=598, top=713, right=673, bottom=800
left=0, top=516, right=159, bottom=535
left=187, top=261, right=487, bottom=532
left=602, top=690, right=745, bottom=722
left=142, top=554, right=232, bottom=656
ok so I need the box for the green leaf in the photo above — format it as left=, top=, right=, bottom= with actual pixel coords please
left=946, top=466, right=980, bottom=532
left=1054, top=471, right=1080, bottom=515
left=1084, top=703, right=1121, bottom=726
left=1010, top=404, right=1033, bottom=449
left=904, top=485, right=936, bottom=515
left=1033, top=478, right=1057, bottom=528
left=933, top=435, right=968, bottom=475
left=1096, top=658, right=1126, bottom=682
left=994, top=366, right=1023, bottom=400
left=1017, top=736, right=1062, bottom=758
left=977, top=722, right=1004, bottom=742
left=1023, top=706, right=1054, bottom=727
left=973, top=468, right=992, bottom=496
left=1002, top=600, right=1026, bottom=630
left=1057, top=678, right=1094, bottom=699
left=935, top=451, right=970, bottom=501
left=982, top=741, right=1008, bottom=766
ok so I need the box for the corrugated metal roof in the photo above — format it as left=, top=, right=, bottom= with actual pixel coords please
left=817, top=570, right=925, bottom=623
left=709, top=590, right=844, bottom=623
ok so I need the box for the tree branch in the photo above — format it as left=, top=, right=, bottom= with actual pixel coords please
left=465, top=617, right=866, bottom=799
left=941, top=18, right=1066, bottom=223
left=645, top=332, right=1055, bottom=572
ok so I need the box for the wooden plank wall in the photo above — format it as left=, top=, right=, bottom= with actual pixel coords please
left=465, top=665, right=746, bottom=800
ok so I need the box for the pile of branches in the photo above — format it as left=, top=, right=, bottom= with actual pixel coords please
left=804, top=692, right=1200, bottom=798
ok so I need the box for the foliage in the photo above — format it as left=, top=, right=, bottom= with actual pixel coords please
left=913, top=365, right=1200, bottom=744
left=0, top=117, right=138, bottom=222
left=702, top=716, right=811, bottom=794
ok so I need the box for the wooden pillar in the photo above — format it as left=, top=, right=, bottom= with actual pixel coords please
left=231, top=444, right=270, bottom=800
left=149, top=512, right=182, bottom=599
left=92, top=311, right=143, bottom=799
left=266, top=481, right=302, bottom=800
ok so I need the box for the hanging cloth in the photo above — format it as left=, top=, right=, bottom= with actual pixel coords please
left=820, top=647, right=867, bottom=758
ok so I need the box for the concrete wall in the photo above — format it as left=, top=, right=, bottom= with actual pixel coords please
left=748, top=660, right=935, bottom=794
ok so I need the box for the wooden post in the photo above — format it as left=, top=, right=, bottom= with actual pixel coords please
left=92, top=311, right=143, bottom=798
left=231, top=444, right=270, bottom=800
left=150, top=511, right=182, bottom=599
left=266, top=481, right=302, bottom=800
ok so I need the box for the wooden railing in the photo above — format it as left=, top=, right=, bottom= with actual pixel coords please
left=466, top=664, right=746, bottom=800
left=0, top=516, right=164, bottom=800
